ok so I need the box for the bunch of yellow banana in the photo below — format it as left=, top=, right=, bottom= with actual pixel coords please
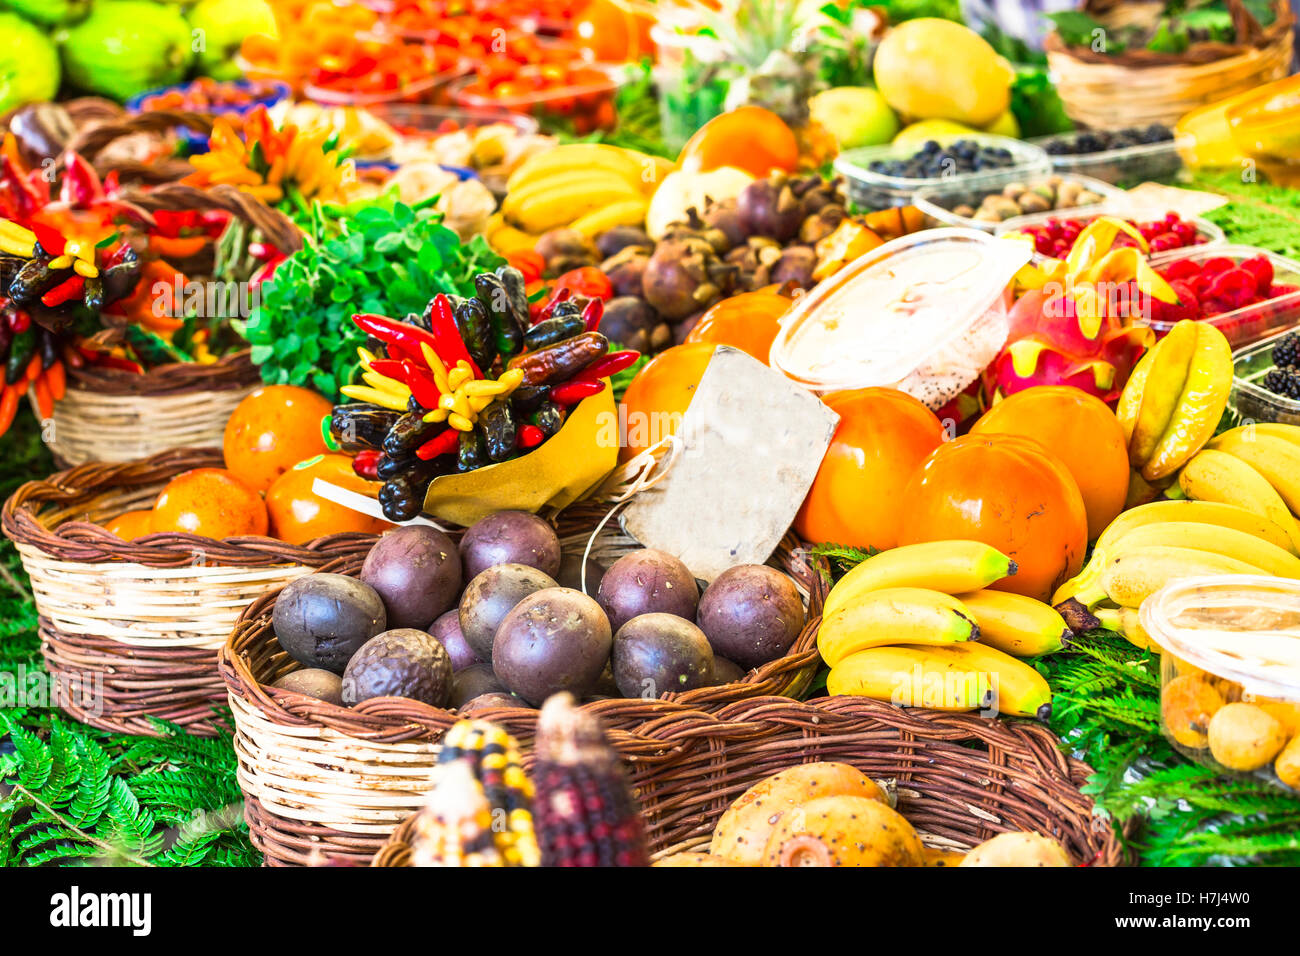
left=818, top=541, right=1057, bottom=721
left=1116, top=319, right=1234, bottom=484
left=1054, top=497, right=1300, bottom=619
left=486, top=144, right=673, bottom=253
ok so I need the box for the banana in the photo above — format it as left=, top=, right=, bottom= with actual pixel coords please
left=823, top=541, right=1016, bottom=620
left=1140, top=322, right=1233, bottom=482
left=502, top=177, right=642, bottom=231
left=1209, top=430, right=1300, bottom=516
left=954, top=589, right=1069, bottom=657
left=1178, top=449, right=1300, bottom=552
left=1095, top=499, right=1299, bottom=556
left=1107, top=522, right=1300, bottom=580
left=1094, top=606, right=1155, bottom=651
left=506, top=144, right=649, bottom=195
left=826, top=643, right=1052, bottom=720
left=500, top=168, right=642, bottom=217
left=1127, top=319, right=1197, bottom=467
left=483, top=214, right=540, bottom=257
left=816, top=588, right=979, bottom=667
left=1093, top=545, right=1265, bottom=609
left=1245, top=422, right=1300, bottom=449
left=568, top=197, right=650, bottom=238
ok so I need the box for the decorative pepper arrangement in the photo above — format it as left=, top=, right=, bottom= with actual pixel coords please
left=331, top=264, right=638, bottom=521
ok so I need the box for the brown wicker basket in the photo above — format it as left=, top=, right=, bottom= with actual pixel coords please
left=48, top=350, right=262, bottom=468
left=1, top=448, right=377, bottom=737
left=367, top=695, right=1125, bottom=868
left=220, top=525, right=828, bottom=866
left=1045, top=0, right=1295, bottom=129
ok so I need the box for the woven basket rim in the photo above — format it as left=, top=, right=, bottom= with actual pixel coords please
left=65, top=348, right=262, bottom=397
left=367, top=693, right=1129, bottom=867
left=1, top=447, right=379, bottom=569
left=220, top=533, right=829, bottom=743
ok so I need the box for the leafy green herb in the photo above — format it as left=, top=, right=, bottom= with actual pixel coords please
left=1010, top=67, right=1075, bottom=137
left=244, top=198, right=503, bottom=400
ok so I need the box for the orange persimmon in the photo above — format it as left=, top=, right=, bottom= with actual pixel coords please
left=971, top=385, right=1129, bottom=541
left=685, top=292, right=791, bottom=364
left=265, top=454, right=392, bottom=544
left=898, top=434, right=1088, bottom=602
left=223, top=385, right=333, bottom=492
left=795, top=388, right=947, bottom=552
left=617, top=342, right=715, bottom=462
left=151, top=468, right=269, bottom=538
left=678, top=106, right=800, bottom=179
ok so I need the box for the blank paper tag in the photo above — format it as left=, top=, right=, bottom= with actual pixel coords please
left=621, top=346, right=839, bottom=581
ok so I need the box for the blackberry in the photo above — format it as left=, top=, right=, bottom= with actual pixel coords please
left=1263, top=366, right=1300, bottom=400
left=1272, top=331, right=1300, bottom=370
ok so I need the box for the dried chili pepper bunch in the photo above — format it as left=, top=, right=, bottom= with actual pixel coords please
left=330, top=264, right=639, bottom=521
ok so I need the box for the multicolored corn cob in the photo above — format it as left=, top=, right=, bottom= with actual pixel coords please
left=437, top=718, right=540, bottom=867
left=532, top=693, right=650, bottom=867
left=408, top=760, right=506, bottom=868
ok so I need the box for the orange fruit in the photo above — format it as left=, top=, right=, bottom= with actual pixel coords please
left=678, top=106, right=800, bottom=179
left=685, top=292, right=791, bottom=365
left=104, top=509, right=154, bottom=540
left=223, top=385, right=333, bottom=492
left=152, top=468, right=269, bottom=539
left=794, top=388, right=946, bottom=551
left=266, top=454, right=392, bottom=545
left=898, top=434, right=1088, bottom=602
left=971, top=385, right=1129, bottom=541
left=617, top=342, right=715, bottom=462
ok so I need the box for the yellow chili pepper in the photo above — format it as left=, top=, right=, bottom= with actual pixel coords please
left=341, top=385, right=409, bottom=411
left=362, top=369, right=409, bottom=397
left=448, top=412, right=474, bottom=432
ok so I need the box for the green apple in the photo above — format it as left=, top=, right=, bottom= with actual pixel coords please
left=810, top=86, right=899, bottom=149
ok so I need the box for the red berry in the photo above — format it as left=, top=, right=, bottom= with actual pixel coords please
left=1201, top=257, right=1235, bottom=277
left=1240, top=255, right=1275, bottom=295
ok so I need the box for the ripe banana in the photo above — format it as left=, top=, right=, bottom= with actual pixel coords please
left=823, top=541, right=1016, bottom=620
left=568, top=197, right=650, bottom=239
left=1178, top=449, right=1300, bottom=552
left=816, top=588, right=979, bottom=667
left=506, top=144, right=654, bottom=196
left=1127, top=319, right=1197, bottom=467
left=1094, top=606, right=1156, bottom=652
left=954, top=589, right=1069, bottom=657
left=1246, top=422, right=1300, bottom=449
left=826, top=643, right=1052, bottom=720
left=1106, top=522, right=1300, bottom=580
left=1140, top=322, right=1234, bottom=481
left=1095, top=499, right=1298, bottom=556
left=503, top=179, right=643, bottom=233
left=484, top=214, right=541, bottom=257
left=1093, top=545, right=1265, bottom=609
left=1209, top=429, right=1300, bottom=516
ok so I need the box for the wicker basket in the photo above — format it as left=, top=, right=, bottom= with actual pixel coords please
left=1, top=448, right=377, bottom=737
left=220, top=524, right=828, bottom=866
left=369, top=694, right=1126, bottom=867
left=48, top=350, right=262, bottom=468
left=1045, top=0, right=1295, bottom=129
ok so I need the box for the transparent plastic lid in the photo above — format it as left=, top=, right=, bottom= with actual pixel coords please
left=1141, top=574, right=1300, bottom=701
left=769, top=228, right=1031, bottom=394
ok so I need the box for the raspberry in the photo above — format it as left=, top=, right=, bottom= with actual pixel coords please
left=1240, top=255, right=1275, bottom=296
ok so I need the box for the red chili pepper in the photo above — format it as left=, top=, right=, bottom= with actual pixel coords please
left=426, top=295, right=482, bottom=377
left=247, top=241, right=282, bottom=262
left=60, top=150, right=105, bottom=207
left=517, top=424, right=545, bottom=449
left=8, top=309, right=30, bottom=333
left=32, top=371, right=53, bottom=420
left=549, top=379, right=605, bottom=405
left=0, top=384, right=19, bottom=437
left=534, top=287, right=570, bottom=325
left=45, top=359, right=65, bottom=401
left=415, top=427, right=460, bottom=461
left=581, top=296, right=603, bottom=333
left=200, top=209, right=231, bottom=237
left=352, top=448, right=382, bottom=480
left=553, top=266, right=613, bottom=303
left=574, top=349, right=640, bottom=383
left=1, top=154, right=44, bottom=220
left=369, top=357, right=443, bottom=409
left=507, top=250, right=545, bottom=284
left=59, top=342, right=84, bottom=369
left=41, top=275, right=87, bottom=308
left=354, top=310, right=481, bottom=379
left=79, top=348, right=143, bottom=374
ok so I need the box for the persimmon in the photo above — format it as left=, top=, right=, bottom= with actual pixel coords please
left=677, top=106, right=800, bottom=179
left=971, top=385, right=1129, bottom=540
left=685, top=292, right=791, bottom=364
left=266, top=454, right=392, bottom=544
left=794, top=388, right=946, bottom=551
left=898, top=434, right=1087, bottom=602
left=223, top=385, right=333, bottom=492
left=618, top=342, right=715, bottom=462
left=151, top=468, right=269, bottom=539
left=104, top=509, right=153, bottom=540
left=573, top=0, right=656, bottom=61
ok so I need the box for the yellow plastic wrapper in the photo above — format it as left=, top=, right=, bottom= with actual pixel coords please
left=420, top=383, right=618, bottom=526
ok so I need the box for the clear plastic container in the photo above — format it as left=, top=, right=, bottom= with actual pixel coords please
left=304, top=69, right=464, bottom=109
left=1028, top=131, right=1189, bottom=185
left=994, top=205, right=1225, bottom=255
left=833, top=134, right=1050, bottom=211
left=1231, top=330, right=1300, bottom=425
left=769, top=228, right=1031, bottom=408
left=1146, top=244, right=1300, bottom=349
left=1144, top=575, right=1300, bottom=792
left=367, top=103, right=540, bottom=137
left=449, top=64, right=622, bottom=133
left=913, top=171, right=1123, bottom=233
